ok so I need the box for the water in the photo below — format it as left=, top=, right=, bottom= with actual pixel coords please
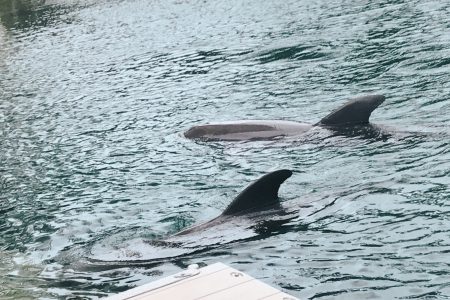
left=0, top=0, right=449, bottom=298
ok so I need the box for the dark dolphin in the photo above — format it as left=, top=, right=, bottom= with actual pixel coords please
left=173, top=169, right=293, bottom=236
left=184, top=95, right=385, bottom=141
left=85, top=170, right=296, bottom=265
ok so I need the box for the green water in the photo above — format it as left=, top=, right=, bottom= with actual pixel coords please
left=0, top=0, right=449, bottom=298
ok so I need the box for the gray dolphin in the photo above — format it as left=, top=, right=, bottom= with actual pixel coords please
left=85, top=170, right=295, bottom=264
left=184, top=95, right=385, bottom=141
left=173, top=169, right=293, bottom=237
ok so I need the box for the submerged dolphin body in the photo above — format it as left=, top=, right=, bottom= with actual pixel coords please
left=85, top=170, right=295, bottom=265
left=184, top=95, right=386, bottom=141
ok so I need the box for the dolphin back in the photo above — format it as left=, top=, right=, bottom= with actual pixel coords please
left=221, top=169, right=292, bottom=216
left=319, top=95, right=385, bottom=126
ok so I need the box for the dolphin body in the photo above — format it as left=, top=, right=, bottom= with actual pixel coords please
left=85, top=170, right=296, bottom=265
left=173, top=169, right=293, bottom=237
left=184, top=95, right=386, bottom=141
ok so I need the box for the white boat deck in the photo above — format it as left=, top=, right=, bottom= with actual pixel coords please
left=106, top=262, right=299, bottom=300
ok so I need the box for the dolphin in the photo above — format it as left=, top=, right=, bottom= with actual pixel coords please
left=173, top=169, right=293, bottom=237
left=84, top=170, right=296, bottom=265
left=184, top=95, right=385, bottom=141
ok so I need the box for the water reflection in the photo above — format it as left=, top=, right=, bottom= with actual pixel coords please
left=0, top=0, right=72, bottom=30
left=0, top=22, right=7, bottom=67
left=0, top=20, right=6, bottom=38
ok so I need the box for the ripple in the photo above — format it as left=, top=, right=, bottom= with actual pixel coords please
left=256, top=45, right=328, bottom=63
left=1, top=0, right=450, bottom=298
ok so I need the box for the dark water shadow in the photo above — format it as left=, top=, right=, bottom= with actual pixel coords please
left=296, top=123, right=439, bottom=155
left=257, top=44, right=328, bottom=63
left=0, top=0, right=81, bottom=31
left=325, top=124, right=393, bottom=142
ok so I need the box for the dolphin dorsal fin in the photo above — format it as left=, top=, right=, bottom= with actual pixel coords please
left=319, top=95, right=385, bottom=126
left=221, top=169, right=292, bottom=216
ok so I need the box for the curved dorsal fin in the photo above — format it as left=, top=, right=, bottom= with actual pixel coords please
left=319, top=95, right=385, bottom=126
left=221, top=169, right=292, bottom=216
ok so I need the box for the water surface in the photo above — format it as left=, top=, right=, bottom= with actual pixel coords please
left=1, top=0, right=449, bottom=299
